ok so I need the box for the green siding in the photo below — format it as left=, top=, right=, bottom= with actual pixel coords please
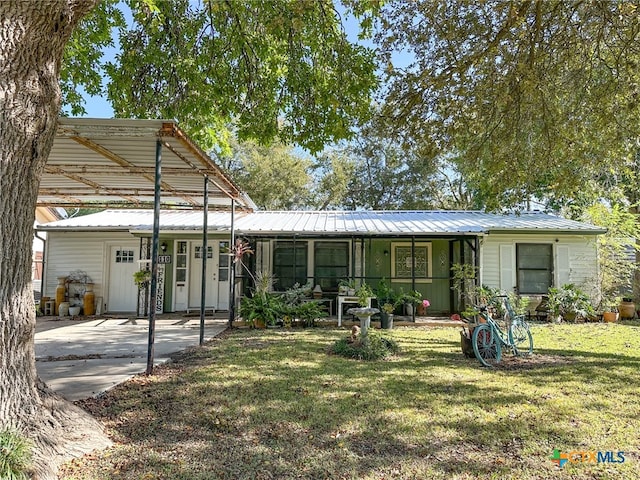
left=363, top=239, right=451, bottom=314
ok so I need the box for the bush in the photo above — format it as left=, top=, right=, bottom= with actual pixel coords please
left=329, top=330, right=399, bottom=361
left=0, top=429, right=33, bottom=480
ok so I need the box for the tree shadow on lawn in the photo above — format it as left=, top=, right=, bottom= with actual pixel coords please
left=75, top=367, right=573, bottom=480
left=68, top=328, right=640, bottom=479
left=72, top=338, right=604, bottom=479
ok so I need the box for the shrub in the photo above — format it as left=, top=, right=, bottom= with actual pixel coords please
left=329, top=330, right=399, bottom=361
left=0, top=429, right=33, bottom=480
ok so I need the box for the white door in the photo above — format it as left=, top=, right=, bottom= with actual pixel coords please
left=108, top=245, right=139, bottom=312
left=216, top=240, right=231, bottom=310
left=189, top=242, right=217, bottom=310
left=186, top=240, right=230, bottom=310
left=174, top=240, right=189, bottom=311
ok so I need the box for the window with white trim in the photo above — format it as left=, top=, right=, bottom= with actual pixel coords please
left=516, top=243, right=553, bottom=294
left=115, top=249, right=135, bottom=263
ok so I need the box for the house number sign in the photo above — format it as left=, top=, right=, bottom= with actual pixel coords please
left=158, top=255, right=172, bottom=264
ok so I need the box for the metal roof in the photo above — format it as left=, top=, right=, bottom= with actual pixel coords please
left=38, top=118, right=256, bottom=211
left=37, top=209, right=237, bottom=231
left=38, top=209, right=606, bottom=235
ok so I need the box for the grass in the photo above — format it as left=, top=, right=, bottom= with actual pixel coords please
left=0, top=429, right=32, bottom=480
left=60, top=321, right=640, bottom=479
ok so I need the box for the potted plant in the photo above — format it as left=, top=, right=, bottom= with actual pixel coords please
left=602, top=304, right=619, bottom=323
left=417, top=298, right=430, bottom=316
left=239, top=292, right=283, bottom=328
left=356, top=282, right=374, bottom=307
left=295, top=300, right=327, bottom=327
left=618, top=295, right=635, bottom=319
left=281, top=281, right=312, bottom=306
left=338, top=279, right=351, bottom=296
left=396, top=289, right=422, bottom=317
left=338, top=279, right=359, bottom=296
left=547, top=284, right=593, bottom=322
left=376, top=278, right=395, bottom=307
left=133, top=269, right=151, bottom=289
left=380, top=302, right=395, bottom=329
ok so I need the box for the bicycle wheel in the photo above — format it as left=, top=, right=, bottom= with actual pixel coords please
left=510, top=320, right=533, bottom=356
left=472, top=324, right=502, bottom=367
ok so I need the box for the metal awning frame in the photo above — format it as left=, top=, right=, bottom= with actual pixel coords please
left=38, top=118, right=252, bottom=374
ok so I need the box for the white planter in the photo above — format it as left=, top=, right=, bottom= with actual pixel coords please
left=58, top=302, right=70, bottom=317
left=68, top=306, right=81, bottom=316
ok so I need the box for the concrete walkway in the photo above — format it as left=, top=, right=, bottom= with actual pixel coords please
left=35, top=316, right=227, bottom=401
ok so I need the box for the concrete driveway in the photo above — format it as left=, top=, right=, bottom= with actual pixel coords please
left=35, top=316, right=227, bottom=401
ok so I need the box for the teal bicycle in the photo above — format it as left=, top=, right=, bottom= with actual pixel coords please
left=472, top=296, right=533, bottom=367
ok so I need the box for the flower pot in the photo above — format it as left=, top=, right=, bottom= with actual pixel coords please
left=83, top=283, right=95, bottom=316
left=68, top=306, right=81, bottom=317
left=460, top=330, right=474, bottom=358
left=618, top=300, right=635, bottom=319
left=58, top=302, right=70, bottom=317
left=380, top=312, right=393, bottom=330
left=254, top=318, right=266, bottom=329
left=603, top=311, right=618, bottom=323
left=405, top=303, right=414, bottom=317
left=55, top=277, right=66, bottom=315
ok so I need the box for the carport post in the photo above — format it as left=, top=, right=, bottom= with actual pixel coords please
left=200, top=176, right=209, bottom=345
left=146, top=139, right=162, bottom=375
left=228, top=199, right=235, bottom=327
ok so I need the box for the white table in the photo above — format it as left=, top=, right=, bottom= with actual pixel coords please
left=337, top=296, right=373, bottom=326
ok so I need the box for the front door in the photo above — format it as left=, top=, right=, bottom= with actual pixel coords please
left=107, top=245, right=139, bottom=312
left=173, top=240, right=230, bottom=312
left=216, top=240, right=230, bottom=310
left=189, top=243, right=216, bottom=310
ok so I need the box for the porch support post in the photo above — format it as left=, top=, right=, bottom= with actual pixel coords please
left=474, top=236, right=481, bottom=290
left=293, top=234, right=297, bottom=284
left=228, top=198, right=236, bottom=328
left=360, top=237, right=365, bottom=284
left=199, top=176, right=209, bottom=345
left=351, top=236, right=356, bottom=284
left=146, top=138, right=162, bottom=375
left=411, top=236, right=416, bottom=321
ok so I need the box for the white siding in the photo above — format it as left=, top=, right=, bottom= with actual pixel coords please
left=44, top=231, right=138, bottom=307
left=481, top=234, right=598, bottom=297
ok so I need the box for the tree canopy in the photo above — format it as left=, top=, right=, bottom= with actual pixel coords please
left=222, top=140, right=313, bottom=210
left=63, top=0, right=379, bottom=153
left=376, top=0, right=640, bottom=210
left=1, top=1, right=382, bottom=477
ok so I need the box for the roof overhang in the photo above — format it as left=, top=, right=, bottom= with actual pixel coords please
left=37, top=117, right=256, bottom=211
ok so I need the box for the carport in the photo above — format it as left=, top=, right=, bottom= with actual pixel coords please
left=37, top=117, right=254, bottom=373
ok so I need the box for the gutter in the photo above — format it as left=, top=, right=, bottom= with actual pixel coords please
left=33, top=231, right=47, bottom=299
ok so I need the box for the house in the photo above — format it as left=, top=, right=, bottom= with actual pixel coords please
left=33, top=207, right=64, bottom=300
left=37, top=209, right=605, bottom=317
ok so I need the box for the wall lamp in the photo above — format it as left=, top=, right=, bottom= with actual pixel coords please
left=160, top=241, right=168, bottom=252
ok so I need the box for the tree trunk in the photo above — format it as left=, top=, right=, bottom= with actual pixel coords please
left=0, top=2, right=110, bottom=479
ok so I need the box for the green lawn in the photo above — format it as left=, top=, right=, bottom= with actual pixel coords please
left=60, top=322, right=640, bottom=480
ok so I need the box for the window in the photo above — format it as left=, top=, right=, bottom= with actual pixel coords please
left=218, top=241, right=230, bottom=282
left=175, top=241, right=187, bottom=283
left=314, top=242, right=349, bottom=291
left=391, top=242, right=432, bottom=282
left=115, top=249, right=135, bottom=263
left=194, top=246, right=213, bottom=259
left=273, top=241, right=308, bottom=290
left=517, top=244, right=553, bottom=294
